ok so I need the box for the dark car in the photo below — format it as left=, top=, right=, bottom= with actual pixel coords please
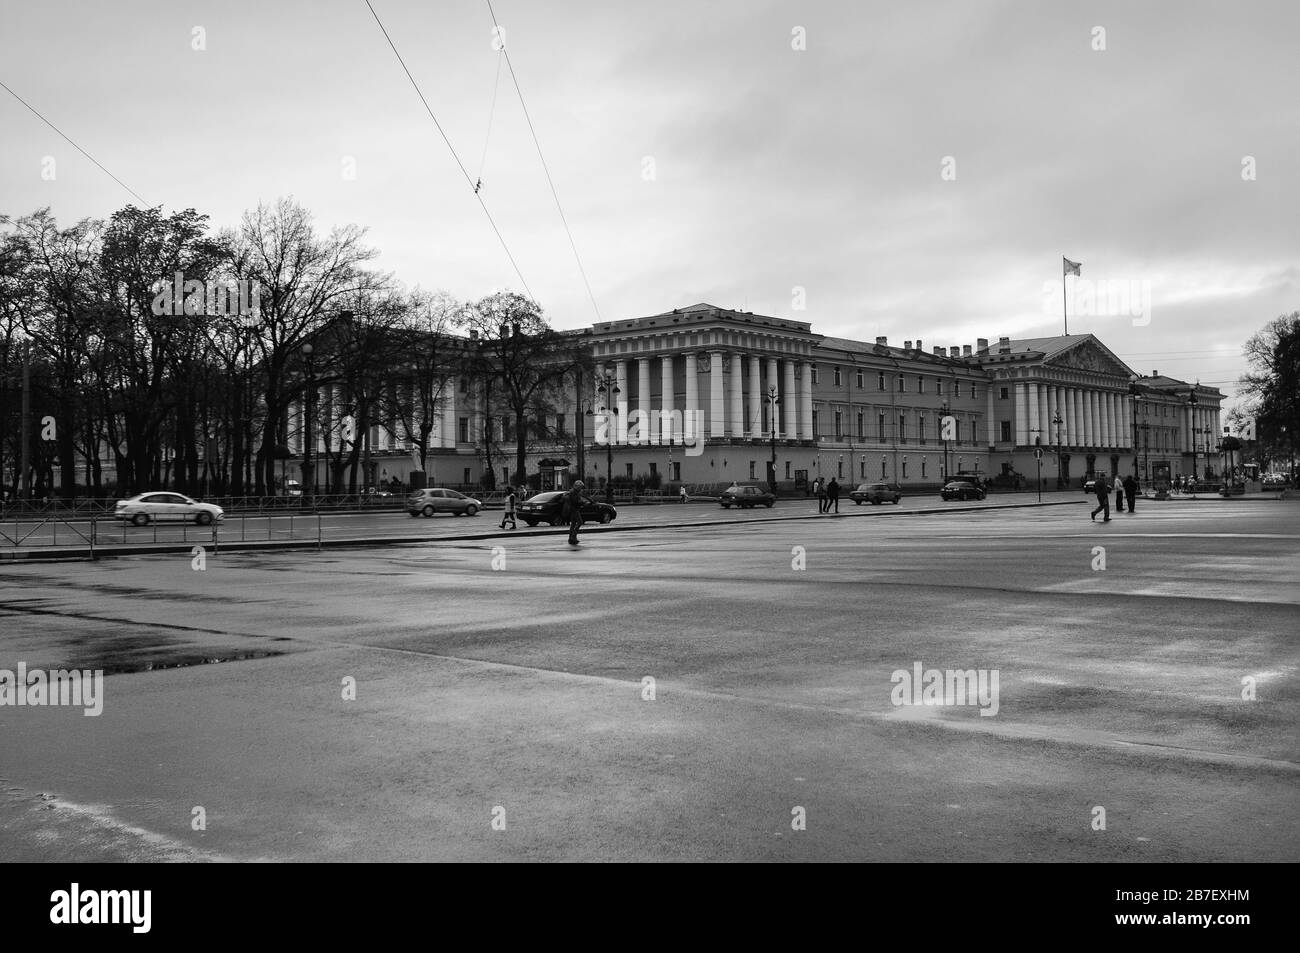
left=850, top=482, right=902, bottom=505
left=719, top=484, right=775, bottom=508
left=940, top=480, right=985, bottom=501
left=517, top=490, right=617, bottom=527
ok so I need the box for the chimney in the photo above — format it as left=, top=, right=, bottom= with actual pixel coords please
left=949, top=346, right=961, bottom=358
left=876, top=336, right=888, bottom=346
left=904, top=340, right=913, bottom=351
left=963, top=345, right=972, bottom=356
left=998, top=336, right=1011, bottom=354
left=977, top=337, right=989, bottom=353
left=469, top=329, right=479, bottom=340
left=933, top=346, right=943, bottom=356
left=1153, top=369, right=1158, bottom=377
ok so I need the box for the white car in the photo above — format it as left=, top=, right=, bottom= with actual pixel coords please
left=114, top=492, right=224, bottom=526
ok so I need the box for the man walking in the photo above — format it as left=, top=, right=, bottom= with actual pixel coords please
left=564, top=480, right=586, bottom=546
left=1090, top=473, right=1111, bottom=522
left=1123, top=473, right=1138, bottom=513
left=827, top=477, right=841, bottom=513
left=499, top=484, right=517, bottom=529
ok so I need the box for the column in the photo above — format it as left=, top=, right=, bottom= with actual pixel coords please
left=1054, top=385, right=1066, bottom=445
left=683, top=353, right=698, bottom=444
left=1086, top=391, right=1097, bottom=446
left=766, top=357, right=780, bottom=436
left=1038, top=384, right=1050, bottom=446
left=637, top=358, right=652, bottom=445
left=709, top=350, right=725, bottom=438
left=800, top=361, right=813, bottom=440
left=784, top=360, right=798, bottom=439
left=1027, top=383, right=1040, bottom=444
left=1014, top=383, right=1028, bottom=445
left=614, top=360, right=628, bottom=445
left=660, top=355, right=675, bottom=444
left=1100, top=393, right=1110, bottom=448
left=729, top=353, right=744, bottom=438
left=748, top=355, right=762, bottom=440
left=1071, top=389, right=1083, bottom=446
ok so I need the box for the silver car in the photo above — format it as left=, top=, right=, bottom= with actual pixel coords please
left=406, top=488, right=482, bottom=517
left=114, top=492, right=224, bottom=526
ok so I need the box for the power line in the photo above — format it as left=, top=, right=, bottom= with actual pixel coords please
left=0, top=79, right=150, bottom=207
left=362, top=0, right=534, bottom=301
left=483, top=0, right=602, bottom=321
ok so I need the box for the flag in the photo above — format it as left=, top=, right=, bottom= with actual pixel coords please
left=1063, top=257, right=1082, bottom=277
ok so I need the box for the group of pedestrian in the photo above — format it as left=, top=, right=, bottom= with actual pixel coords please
left=1091, top=473, right=1138, bottom=522
left=812, top=477, right=840, bottom=513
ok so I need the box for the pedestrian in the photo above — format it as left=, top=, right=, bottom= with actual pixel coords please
left=1123, top=474, right=1137, bottom=513
left=827, top=477, right=841, bottom=513
left=1090, top=473, right=1111, bottom=522
left=679, top=484, right=688, bottom=504
left=815, top=477, right=827, bottom=513
left=1115, top=476, right=1125, bottom=513
left=564, top=480, right=586, bottom=546
left=499, top=484, right=517, bottom=529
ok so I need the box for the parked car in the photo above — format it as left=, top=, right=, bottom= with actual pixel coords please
left=1083, top=472, right=1109, bottom=494
left=940, top=480, right=986, bottom=501
left=516, top=490, right=616, bottom=527
left=114, top=492, right=224, bottom=526
left=719, top=484, right=775, bottom=508
left=850, top=482, right=902, bottom=505
left=406, top=487, right=482, bottom=517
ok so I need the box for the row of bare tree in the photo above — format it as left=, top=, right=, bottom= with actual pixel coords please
left=0, top=198, right=588, bottom=500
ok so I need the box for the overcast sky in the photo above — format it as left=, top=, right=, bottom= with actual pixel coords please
left=3, top=0, right=1297, bottom=414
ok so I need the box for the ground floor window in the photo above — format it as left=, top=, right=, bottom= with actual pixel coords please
left=749, top=460, right=756, bottom=479
left=671, top=462, right=680, bottom=481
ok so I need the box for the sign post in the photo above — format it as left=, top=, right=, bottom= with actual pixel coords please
left=1034, top=447, right=1043, bottom=502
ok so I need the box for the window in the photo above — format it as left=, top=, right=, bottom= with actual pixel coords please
left=502, top=467, right=509, bottom=485
left=834, top=367, right=842, bottom=387
left=785, top=461, right=791, bottom=479
left=671, top=462, right=680, bottom=481
left=1000, top=420, right=1012, bottom=442
left=749, top=461, right=756, bottom=479
left=878, top=372, right=885, bottom=391
left=834, top=411, right=843, bottom=438
left=917, top=376, right=924, bottom=392
left=902, top=460, right=909, bottom=478
left=897, top=376, right=906, bottom=393
left=463, top=467, right=471, bottom=484
left=881, top=459, right=887, bottom=479
left=555, top=414, right=565, bottom=436
left=855, top=371, right=864, bottom=388
left=857, top=412, right=865, bottom=439
left=811, top=365, right=819, bottom=385
left=625, top=463, right=633, bottom=478
left=999, top=386, right=1009, bottom=401
left=458, top=418, right=469, bottom=443
left=899, top=414, right=907, bottom=442
left=955, top=420, right=962, bottom=444
left=812, top=410, right=820, bottom=437
left=970, top=385, right=977, bottom=400
left=459, top=378, right=468, bottom=393
left=484, top=419, right=494, bottom=442
left=954, top=381, right=962, bottom=398
left=937, top=380, right=944, bottom=396
left=918, top=415, right=926, bottom=444
left=922, top=460, right=928, bottom=478
left=878, top=413, right=886, bottom=441
left=860, top=458, right=866, bottom=477
left=837, top=459, right=843, bottom=478
left=649, top=462, right=658, bottom=476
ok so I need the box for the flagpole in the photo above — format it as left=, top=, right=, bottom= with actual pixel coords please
left=1062, top=271, right=1069, bottom=336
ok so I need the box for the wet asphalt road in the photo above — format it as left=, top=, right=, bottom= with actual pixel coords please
left=0, top=499, right=1297, bottom=861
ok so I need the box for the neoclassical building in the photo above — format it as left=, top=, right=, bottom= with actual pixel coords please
left=288, top=301, right=1224, bottom=492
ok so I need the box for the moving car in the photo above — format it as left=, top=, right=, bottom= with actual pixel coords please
left=406, top=488, right=481, bottom=517
left=940, top=480, right=985, bottom=502
left=850, top=482, right=902, bottom=505
left=517, top=490, right=617, bottom=527
left=719, top=484, right=775, bottom=508
left=114, top=492, right=224, bottom=526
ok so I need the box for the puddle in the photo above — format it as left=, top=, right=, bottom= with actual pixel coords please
left=73, top=649, right=286, bottom=676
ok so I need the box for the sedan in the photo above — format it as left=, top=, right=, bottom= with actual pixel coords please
left=719, top=484, right=775, bottom=508
left=850, top=482, right=902, bottom=505
left=406, top=488, right=482, bottom=517
left=114, top=492, right=224, bottom=526
left=940, top=480, right=986, bottom=502
left=517, top=491, right=617, bottom=527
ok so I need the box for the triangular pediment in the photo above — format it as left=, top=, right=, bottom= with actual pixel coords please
left=1046, top=336, right=1133, bottom=378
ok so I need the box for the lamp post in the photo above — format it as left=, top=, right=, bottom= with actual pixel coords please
left=939, top=399, right=951, bottom=484
left=586, top=373, right=619, bottom=503
left=1141, top=422, right=1150, bottom=483
left=300, top=342, right=315, bottom=508
left=765, top=384, right=780, bottom=493
left=1188, top=390, right=1200, bottom=480
left=1128, top=380, right=1147, bottom=483
left=1052, top=411, right=1064, bottom=488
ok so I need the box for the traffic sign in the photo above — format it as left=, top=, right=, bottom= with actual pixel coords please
left=1034, top=448, right=1043, bottom=460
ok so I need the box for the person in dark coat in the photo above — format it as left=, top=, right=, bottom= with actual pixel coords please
left=1123, top=474, right=1138, bottom=513
left=564, top=480, right=586, bottom=545
left=1090, top=474, right=1111, bottom=522
left=815, top=477, right=827, bottom=513
left=827, top=478, right=841, bottom=513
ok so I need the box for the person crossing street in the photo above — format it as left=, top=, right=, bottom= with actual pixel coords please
left=564, top=480, right=586, bottom=546
left=1090, top=473, right=1112, bottom=522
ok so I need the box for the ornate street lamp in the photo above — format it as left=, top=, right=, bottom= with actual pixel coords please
left=1188, top=390, right=1200, bottom=480
left=939, top=399, right=951, bottom=483
left=1052, top=411, right=1064, bottom=488
left=300, top=342, right=315, bottom=508
left=765, top=384, right=781, bottom=493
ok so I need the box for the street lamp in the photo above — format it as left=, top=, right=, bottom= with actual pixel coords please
left=1128, top=379, right=1148, bottom=483
left=1188, top=390, right=1200, bottom=480
left=765, top=384, right=781, bottom=493
left=1052, top=411, right=1064, bottom=488
left=1141, top=421, right=1150, bottom=482
left=939, top=399, right=951, bottom=483
left=586, top=373, right=619, bottom=503
left=300, top=342, right=315, bottom=508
